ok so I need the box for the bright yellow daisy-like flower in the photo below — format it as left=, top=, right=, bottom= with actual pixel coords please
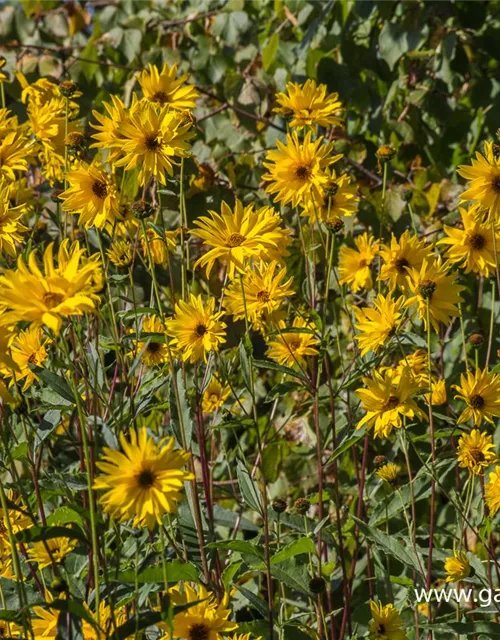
left=262, top=131, right=341, bottom=207
left=191, top=200, right=291, bottom=278
left=338, top=232, right=379, bottom=293
left=376, top=462, right=400, bottom=487
left=114, top=102, right=194, bottom=185
left=456, top=429, right=496, bottom=475
left=94, top=427, right=193, bottom=529
left=166, top=293, right=226, bottom=363
left=274, top=79, right=343, bottom=130
left=31, top=598, right=59, bottom=639
left=453, top=367, right=500, bottom=426
left=378, top=230, right=432, bottom=291
left=458, top=141, right=500, bottom=221
left=485, top=465, right=500, bottom=517
left=224, top=261, right=294, bottom=332
left=170, top=583, right=238, bottom=639
left=90, top=94, right=130, bottom=158
left=0, top=130, right=29, bottom=182
left=444, top=551, right=470, bottom=583
left=300, top=172, right=359, bottom=223
left=59, top=163, right=121, bottom=229
left=0, top=326, right=49, bottom=392
left=0, top=618, right=20, bottom=638
left=128, top=315, right=170, bottom=366
left=404, top=256, right=464, bottom=332
left=0, top=490, right=31, bottom=542
left=0, top=57, right=7, bottom=84
left=27, top=529, right=78, bottom=569
left=230, top=635, right=263, bottom=640
left=0, top=240, right=102, bottom=334
left=355, top=368, right=425, bottom=439
left=141, top=226, right=178, bottom=265
left=266, top=316, right=319, bottom=369
left=137, top=62, right=199, bottom=110
left=438, top=204, right=500, bottom=276
left=369, top=601, right=407, bottom=640
left=202, top=377, right=231, bottom=414
left=354, top=293, right=405, bottom=357
left=107, top=239, right=133, bottom=269
left=0, top=177, right=28, bottom=256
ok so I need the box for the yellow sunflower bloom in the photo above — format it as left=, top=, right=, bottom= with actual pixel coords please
left=191, top=200, right=291, bottom=278
left=438, top=204, right=500, bottom=276
left=453, top=367, right=500, bottom=426
left=300, top=172, right=359, bottom=223
left=94, top=427, right=193, bottom=529
left=202, top=377, right=231, bottom=414
left=107, top=240, right=133, bottom=269
left=141, top=226, right=178, bottom=265
left=274, top=79, right=343, bottom=130
left=404, top=256, right=464, bottom=332
left=262, top=130, right=341, bottom=207
left=444, top=551, right=471, bottom=583
left=376, top=462, right=400, bottom=487
left=338, top=232, right=379, bottom=293
left=266, top=316, right=319, bottom=369
left=458, top=141, right=500, bottom=220
left=355, top=367, right=425, bottom=439
left=0, top=240, right=102, bottom=334
left=0, top=130, right=29, bottom=182
left=27, top=529, right=78, bottom=569
left=456, top=429, right=496, bottom=475
left=378, top=230, right=432, bottom=291
left=166, top=293, right=226, bottom=363
left=59, top=163, right=121, bottom=229
left=128, top=315, right=170, bottom=366
left=485, top=465, right=500, bottom=517
left=90, top=94, right=130, bottom=157
left=170, top=583, right=238, bottom=640
left=114, top=102, right=194, bottom=185
left=137, top=62, right=198, bottom=110
left=0, top=326, right=49, bottom=392
left=354, top=293, right=405, bottom=356
left=0, top=177, right=28, bottom=256
left=224, top=260, right=294, bottom=332
left=368, top=601, right=407, bottom=640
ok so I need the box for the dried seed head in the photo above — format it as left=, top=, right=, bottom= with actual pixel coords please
left=272, top=498, right=288, bottom=514
left=294, top=497, right=311, bottom=515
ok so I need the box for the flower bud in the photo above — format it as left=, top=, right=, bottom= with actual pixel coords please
left=59, top=80, right=78, bottom=97
left=294, top=497, right=311, bottom=515
left=272, top=498, right=288, bottom=514
left=376, top=145, right=396, bottom=163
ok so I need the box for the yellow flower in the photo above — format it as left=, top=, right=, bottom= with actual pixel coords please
left=0, top=130, right=29, bottom=182
left=377, top=462, right=400, bottom=486
left=453, top=368, right=500, bottom=426
left=90, top=95, right=130, bottom=157
left=0, top=326, right=49, bottom=391
left=0, top=177, right=27, bottom=256
left=107, top=240, right=133, bottom=268
left=457, top=429, right=496, bottom=475
left=262, top=131, right=342, bottom=207
left=427, top=378, right=447, bottom=406
left=0, top=57, right=7, bottom=85
left=300, top=172, right=359, bottom=223
left=338, top=232, right=379, bottom=293
left=141, top=226, right=177, bottom=265
left=266, top=316, right=319, bottom=369
left=274, top=79, right=343, bottom=130
left=458, top=141, right=500, bottom=220
left=59, top=163, right=121, bottom=229
left=485, top=465, right=500, bottom=517
left=368, top=601, right=407, bottom=640
left=128, top=315, right=170, bottom=366
left=404, top=257, right=464, bottom=332
left=0, top=618, right=21, bottom=638
left=114, top=102, right=194, bottom=185
left=94, top=427, right=193, bottom=529
left=230, top=636, right=263, bottom=640
left=378, top=230, right=431, bottom=291
left=170, top=583, right=238, bottom=639
left=0, top=240, right=102, bottom=334
left=354, top=294, right=405, bottom=357
left=31, top=600, right=59, bottom=639
left=444, top=551, right=471, bottom=583
left=137, top=62, right=198, bottom=110
left=355, top=368, right=425, bottom=439
left=438, top=204, right=500, bottom=276
left=19, top=75, right=81, bottom=113
left=202, top=377, right=231, bottom=414
left=224, top=261, right=294, bottom=332
left=0, top=490, right=31, bottom=542
left=166, top=293, right=226, bottom=363
left=27, top=531, right=78, bottom=569
left=191, top=200, right=291, bottom=278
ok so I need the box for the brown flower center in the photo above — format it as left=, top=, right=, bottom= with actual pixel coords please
left=289, top=340, right=302, bottom=352
left=385, top=395, right=400, bottom=410
left=257, top=290, right=271, bottom=303
left=418, top=279, right=436, bottom=300
left=470, top=394, right=485, bottom=409
left=42, top=291, right=64, bottom=309
left=137, top=468, right=155, bottom=488
left=92, top=180, right=108, bottom=199
left=468, top=232, right=486, bottom=250
left=144, top=135, right=160, bottom=151
left=147, top=342, right=161, bottom=353
left=295, top=164, right=312, bottom=180
left=227, top=233, right=245, bottom=247
left=470, top=448, right=485, bottom=463
left=189, top=625, right=210, bottom=640
left=358, top=259, right=368, bottom=268
left=492, top=175, right=500, bottom=194
left=151, top=91, right=169, bottom=104
left=196, top=324, right=207, bottom=337
left=377, top=624, right=386, bottom=634
left=395, top=257, right=410, bottom=273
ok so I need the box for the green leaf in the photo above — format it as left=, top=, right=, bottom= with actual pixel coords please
left=253, top=359, right=309, bottom=384
left=236, top=460, right=263, bottom=515
left=36, top=410, right=61, bottom=447
left=170, top=369, right=193, bottom=449
left=262, top=32, right=279, bottom=71
left=113, top=562, right=198, bottom=584
left=378, top=22, right=409, bottom=71
left=424, top=622, right=500, bottom=637
left=205, top=539, right=264, bottom=559
left=270, top=537, right=315, bottom=565
left=122, top=28, right=142, bottom=62
left=36, top=369, right=76, bottom=404
left=16, top=525, right=87, bottom=546
left=239, top=340, right=252, bottom=391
